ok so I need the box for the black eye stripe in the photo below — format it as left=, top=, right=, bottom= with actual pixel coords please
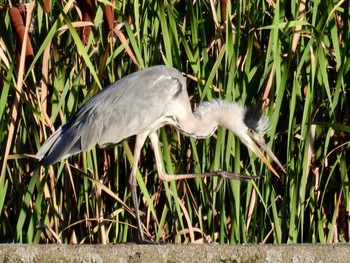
left=244, top=104, right=263, bottom=133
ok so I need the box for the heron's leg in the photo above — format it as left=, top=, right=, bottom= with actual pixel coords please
left=129, top=132, right=149, bottom=243
left=149, top=132, right=261, bottom=185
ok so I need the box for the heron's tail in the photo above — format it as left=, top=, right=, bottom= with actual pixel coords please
left=36, top=125, right=81, bottom=166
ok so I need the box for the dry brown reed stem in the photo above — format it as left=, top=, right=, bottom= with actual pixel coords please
left=43, top=0, right=50, bottom=13
left=17, top=3, right=26, bottom=21
left=79, top=0, right=95, bottom=45
left=220, top=0, right=227, bottom=22
left=291, top=0, right=306, bottom=55
left=103, top=4, right=114, bottom=36
left=9, top=5, right=34, bottom=70
left=1, top=1, right=34, bottom=183
left=40, top=38, right=53, bottom=128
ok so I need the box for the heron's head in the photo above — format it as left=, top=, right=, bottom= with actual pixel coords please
left=194, top=99, right=285, bottom=176
left=227, top=102, right=285, bottom=177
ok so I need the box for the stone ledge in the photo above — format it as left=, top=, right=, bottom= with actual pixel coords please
left=0, top=243, right=349, bottom=263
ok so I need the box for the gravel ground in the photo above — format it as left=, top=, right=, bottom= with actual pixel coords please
left=0, top=243, right=349, bottom=263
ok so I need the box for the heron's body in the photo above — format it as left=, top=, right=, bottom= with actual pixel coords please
left=37, top=66, right=183, bottom=164
left=36, top=65, right=284, bottom=243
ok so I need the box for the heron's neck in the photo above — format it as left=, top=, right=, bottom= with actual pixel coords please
left=177, top=99, right=246, bottom=138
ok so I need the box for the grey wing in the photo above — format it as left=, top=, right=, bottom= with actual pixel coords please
left=36, top=65, right=186, bottom=166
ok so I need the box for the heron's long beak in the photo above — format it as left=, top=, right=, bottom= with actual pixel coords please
left=249, top=132, right=286, bottom=178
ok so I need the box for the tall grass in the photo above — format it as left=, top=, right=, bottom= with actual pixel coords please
left=0, top=0, right=349, bottom=244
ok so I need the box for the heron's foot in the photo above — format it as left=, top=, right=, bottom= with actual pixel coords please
left=215, top=171, right=263, bottom=192
left=216, top=171, right=263, bottom=181
left=136, top=229, right=162, bottom=244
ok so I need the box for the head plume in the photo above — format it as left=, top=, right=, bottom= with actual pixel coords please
left=243, top=103, right=269, bottom=136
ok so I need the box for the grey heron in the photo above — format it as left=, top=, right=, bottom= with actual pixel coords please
left=36, top=65, right=285, bottom=243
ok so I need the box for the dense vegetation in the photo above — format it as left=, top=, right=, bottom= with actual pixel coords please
left=0, top=0, right=349, bottom=244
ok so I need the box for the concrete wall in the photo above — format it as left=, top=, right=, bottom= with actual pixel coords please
left=0, top=243, right=349, bottom=263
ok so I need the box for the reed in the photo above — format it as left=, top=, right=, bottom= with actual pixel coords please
left=0, top=0, right=349, bottom=244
